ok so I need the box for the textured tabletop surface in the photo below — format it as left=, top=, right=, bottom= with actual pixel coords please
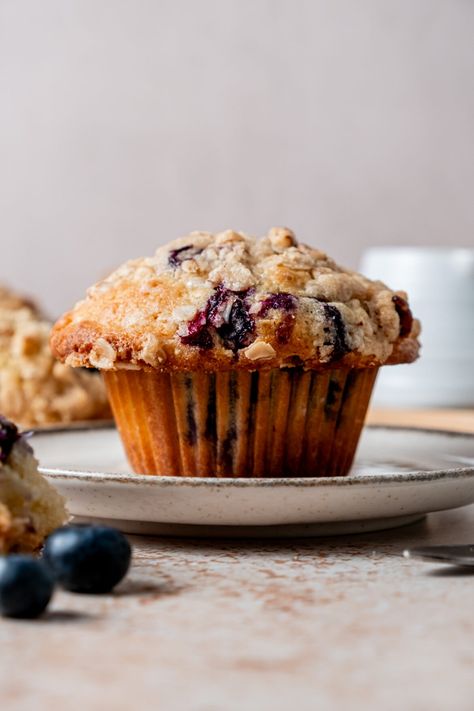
left=0, top=504, right=473, bottom=711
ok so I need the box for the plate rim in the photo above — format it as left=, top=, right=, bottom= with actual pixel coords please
left=36, top=424, right=474, bottom=488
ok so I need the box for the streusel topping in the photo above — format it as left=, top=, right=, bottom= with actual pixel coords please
left=51, top=228, right=420, bottom=371
left=0, top=287, right=111, bottom=426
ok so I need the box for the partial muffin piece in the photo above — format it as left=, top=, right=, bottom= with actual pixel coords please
left=0, top=416, right=67, bottom=553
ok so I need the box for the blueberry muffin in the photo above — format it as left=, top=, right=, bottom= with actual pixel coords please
left=0, top=416, right=67, bottom=552
left=50, top=228, right=420, bottom=477
left=0, top=285, right=111, bottom=427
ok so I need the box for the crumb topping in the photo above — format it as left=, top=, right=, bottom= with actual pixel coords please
left=51, top=228, right=420, bottom=372
left=0, top=288, right=111, bottom=426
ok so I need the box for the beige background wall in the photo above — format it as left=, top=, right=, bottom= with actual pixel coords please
left=0, top=0, right=473, bottom=316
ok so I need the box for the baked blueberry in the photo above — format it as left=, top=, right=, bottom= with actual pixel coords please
left=392, top=295, right=413, bottom=337
left=180, top=308, right=213, bottom=349
left=43, top=525, right=131, bottom=594
left=217, top=297, right=255, bottom=351
left=168, top=245, right=203, bottom=268
left=0, top=415, right=20, bottom=463
left=0, top=555, right=55, bottom=618
left=322, top=303, right=350, bottom=362
left=181, top=284, right=255, bottom=352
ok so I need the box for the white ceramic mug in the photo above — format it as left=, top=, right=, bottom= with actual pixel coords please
left=359, top=247, right=474, bottom=408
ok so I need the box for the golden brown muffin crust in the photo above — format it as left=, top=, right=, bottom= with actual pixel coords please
left=51, top=228, right=420, bottom=372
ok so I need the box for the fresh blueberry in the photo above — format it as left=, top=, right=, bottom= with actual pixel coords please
left=0, top=555, right=55, bottom=619
left=43, top=525, right=131, bottom=594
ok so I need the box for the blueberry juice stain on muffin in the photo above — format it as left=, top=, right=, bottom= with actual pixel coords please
left=257, top=293, right=297, bottom=345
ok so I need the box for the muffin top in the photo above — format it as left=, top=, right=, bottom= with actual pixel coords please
left=51, top=228, right=420, bottom=372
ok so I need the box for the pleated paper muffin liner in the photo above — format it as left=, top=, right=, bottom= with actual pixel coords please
left=103, top=366, right=378, bottom=478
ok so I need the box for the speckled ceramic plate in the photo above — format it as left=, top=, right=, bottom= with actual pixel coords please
left=35, top=425, right=474, bottom=537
